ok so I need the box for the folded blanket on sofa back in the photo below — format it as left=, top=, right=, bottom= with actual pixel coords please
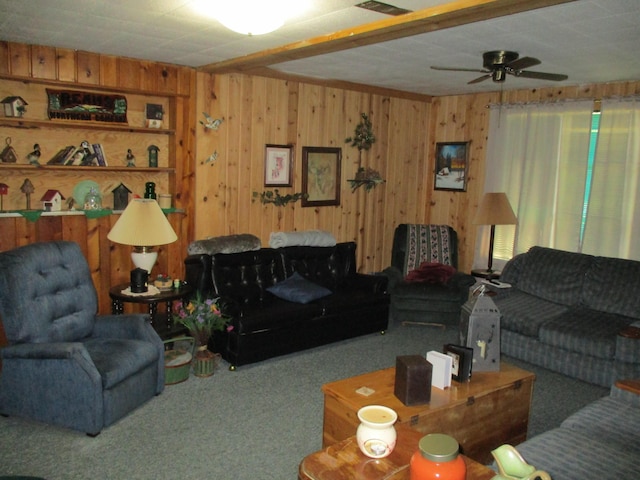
left=269, top=230, right=336, bottom=248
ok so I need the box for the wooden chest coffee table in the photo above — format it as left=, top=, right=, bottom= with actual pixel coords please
left=321, top=362, right=534, bottom=464
left=299, top=423, right=496, bottom=480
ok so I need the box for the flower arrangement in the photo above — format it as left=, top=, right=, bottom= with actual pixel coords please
left=173, top=294, right=231, bottom=347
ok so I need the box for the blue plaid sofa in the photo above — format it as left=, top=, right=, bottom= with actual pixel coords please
left=512, top=381, right=640, bottom=479
left=493, top=246, right=640, bottom=387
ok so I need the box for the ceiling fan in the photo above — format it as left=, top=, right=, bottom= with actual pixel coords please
left=431, top=50, right=568, bottom=84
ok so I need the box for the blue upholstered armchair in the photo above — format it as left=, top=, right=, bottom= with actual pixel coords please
left=0, top=241, right=164, bottom=435
left=383, top=224, right=476, bottom=327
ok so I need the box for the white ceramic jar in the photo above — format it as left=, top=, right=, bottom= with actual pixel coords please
left=356, top=405, right=398, bottom=458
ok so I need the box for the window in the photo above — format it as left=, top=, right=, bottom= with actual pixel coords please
left=475, top=98, right=640, bottom=268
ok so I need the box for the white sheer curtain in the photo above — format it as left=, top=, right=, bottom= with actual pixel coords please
left=473, top=101, right=593, bottom=270
left=582, top=98, right=640, bottom=259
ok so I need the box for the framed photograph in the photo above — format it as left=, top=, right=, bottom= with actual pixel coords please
left=264, top=144, right=293, bottom=187
left=301, top=147, right=341, bottom=207
left=434, top=142, right=469, bottom=192
left=443, top=344, right=473, bottom=382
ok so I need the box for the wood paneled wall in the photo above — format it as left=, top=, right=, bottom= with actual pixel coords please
left=194, top=72, right=432, bottom=273
left=194, top=73, right=640, bottom=274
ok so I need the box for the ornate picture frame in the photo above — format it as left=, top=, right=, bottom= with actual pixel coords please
left=434, top=141, right=469, bottom=192
left=264, top=144, right=293, bottom=187
left=301, top=146, right=341, bottom=207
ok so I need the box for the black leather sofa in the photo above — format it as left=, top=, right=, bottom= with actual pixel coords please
left=184, top=242, right=389, bottom=369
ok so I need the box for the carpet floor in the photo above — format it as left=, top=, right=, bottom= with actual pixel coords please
left=0, top=323, right=608, bottom=479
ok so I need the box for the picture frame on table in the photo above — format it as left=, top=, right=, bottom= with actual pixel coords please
left=264, top=144, right=293, bottom=187
left=443, top=343, right=473, bottom=382
left=434, top=141, right=469, bottom=192
left=301, top=146, right=341, bottom=207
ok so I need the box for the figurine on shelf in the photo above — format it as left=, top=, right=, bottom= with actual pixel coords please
left=26, top=143, right=41, bottom=167
left=0, top=137, right=18, bottom=163
left=20, top=178, right=35, bottom=210
left=79, top=140, right=98, bottom=166
left=126, top=149, right=136, bottom=167
left=147, top=145, right=159, bottom=168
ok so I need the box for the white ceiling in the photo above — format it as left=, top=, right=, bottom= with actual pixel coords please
left=0, top=0, right=638, bottom=97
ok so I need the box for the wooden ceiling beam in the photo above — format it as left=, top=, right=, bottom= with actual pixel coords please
left=198, top=0, right=577, bottom=74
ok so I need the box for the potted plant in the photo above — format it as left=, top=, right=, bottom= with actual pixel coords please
left=173, top=294, right=232, bottom=377
left=345, top=112, right=384, bottom=191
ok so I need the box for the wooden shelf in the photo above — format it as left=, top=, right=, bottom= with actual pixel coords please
left=0, top=117, right=174, bottom=135
left=0, top=163, right=174, bottom=173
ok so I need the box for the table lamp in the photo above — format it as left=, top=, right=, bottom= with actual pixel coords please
left=107, top=198, right=177, bottom=275
left=472, top=192, right=517, bottom=278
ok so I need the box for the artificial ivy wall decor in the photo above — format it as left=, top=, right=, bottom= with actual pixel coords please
left=345, top=113, right=384, bottom=192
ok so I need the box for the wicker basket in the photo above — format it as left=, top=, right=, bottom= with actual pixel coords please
left=163, top=336, right=194, bottom=385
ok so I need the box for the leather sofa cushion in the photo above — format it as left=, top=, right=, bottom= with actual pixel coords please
left=582, top=255, right=640, bottom=319
left=233, top=299, right=323, bottom=334
left=538, top=307, right=633, bottom=359
left=517, top=246, right=593, bottom=305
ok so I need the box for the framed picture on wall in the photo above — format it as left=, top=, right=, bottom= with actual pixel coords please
left=301, top=146, right=341, bottom=207
left=264, top=144, right=293, bottom=187
left=434, top=141, right=469, bottom=192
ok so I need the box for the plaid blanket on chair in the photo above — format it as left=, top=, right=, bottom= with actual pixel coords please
left=404, top=225, right=453, bottom=275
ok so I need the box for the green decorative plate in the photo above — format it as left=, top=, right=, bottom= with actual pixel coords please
left=73, top=180, right=101, bottom=208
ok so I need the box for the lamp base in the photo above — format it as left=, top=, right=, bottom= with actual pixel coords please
left=471, top=269, right=501, bottom=279
left=131, top=246, right=158, bottom=274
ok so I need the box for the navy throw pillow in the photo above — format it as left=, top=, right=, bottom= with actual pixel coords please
left=267, top=272, right=332, bottom=304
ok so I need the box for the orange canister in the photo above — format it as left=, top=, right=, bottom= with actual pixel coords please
left=409, top=433, right=466, bottom=480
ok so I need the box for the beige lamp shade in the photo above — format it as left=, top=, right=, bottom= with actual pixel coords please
left=108, top=198, right=177, bottom=246
left=473, top=192, right=517, bottom=226
left=107, top=198, right=177, bottom=273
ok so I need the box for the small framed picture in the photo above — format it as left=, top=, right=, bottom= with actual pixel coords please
left=301, top=146, right=341, bottom=207
left=434, top=142, right=469, bottom=191
left=264, top=144, right=293, bottom=187
left=443, top=344, right=473, bottom=382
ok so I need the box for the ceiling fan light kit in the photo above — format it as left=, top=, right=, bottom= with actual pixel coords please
left=431, top=50, right=568, bottom=85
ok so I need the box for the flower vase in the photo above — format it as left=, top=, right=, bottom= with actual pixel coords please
left=192, top=345, right=219, bottom=377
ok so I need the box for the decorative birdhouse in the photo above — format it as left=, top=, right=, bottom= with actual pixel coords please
left=1, top=96, right=28, bottom=117
left=40, top=189, right=65, bottom=212
left=112, top=182, right=132, bottom=210
left=460, top=290, right=501, bottom=372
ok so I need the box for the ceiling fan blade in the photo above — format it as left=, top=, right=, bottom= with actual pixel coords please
left=468, top=74, right=491, bottom=84
left=507, top=56, right=540, bottom=70
left=517, top=70, right=568, bottom=81
left=430, top=66, right=487, bottom=73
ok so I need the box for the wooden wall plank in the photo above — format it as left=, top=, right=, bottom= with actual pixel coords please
left=56, top=48, right=76, bottom=82
left=31, top=45, right=57, bottom=80
left=8, top=42, right=31, bottom=77
left=76, top=51, right=101, bottom=85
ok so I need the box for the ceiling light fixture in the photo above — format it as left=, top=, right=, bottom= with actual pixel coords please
left=193, top=0, right=310, bottom=36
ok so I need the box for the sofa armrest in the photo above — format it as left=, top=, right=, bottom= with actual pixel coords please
left=93, top=314, right=156, bottom=340
left=184, top=253, right=214, bottom=297
left=380, top=266, right=403, bottom=292
left=1, top=341, right=93, bottom=361
left=616, top=321, right=640, bottom=363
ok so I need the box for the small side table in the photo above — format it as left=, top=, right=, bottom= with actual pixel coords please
left=109, top=283, right=194, bottom=337
left=298, top=423, right=496, bottom=480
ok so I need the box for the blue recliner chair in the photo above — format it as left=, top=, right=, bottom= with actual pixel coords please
left=0, top=241, right=164, bottom=435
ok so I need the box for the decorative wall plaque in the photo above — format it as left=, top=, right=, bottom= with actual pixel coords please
left=46, top=89, right=127, bottom=123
